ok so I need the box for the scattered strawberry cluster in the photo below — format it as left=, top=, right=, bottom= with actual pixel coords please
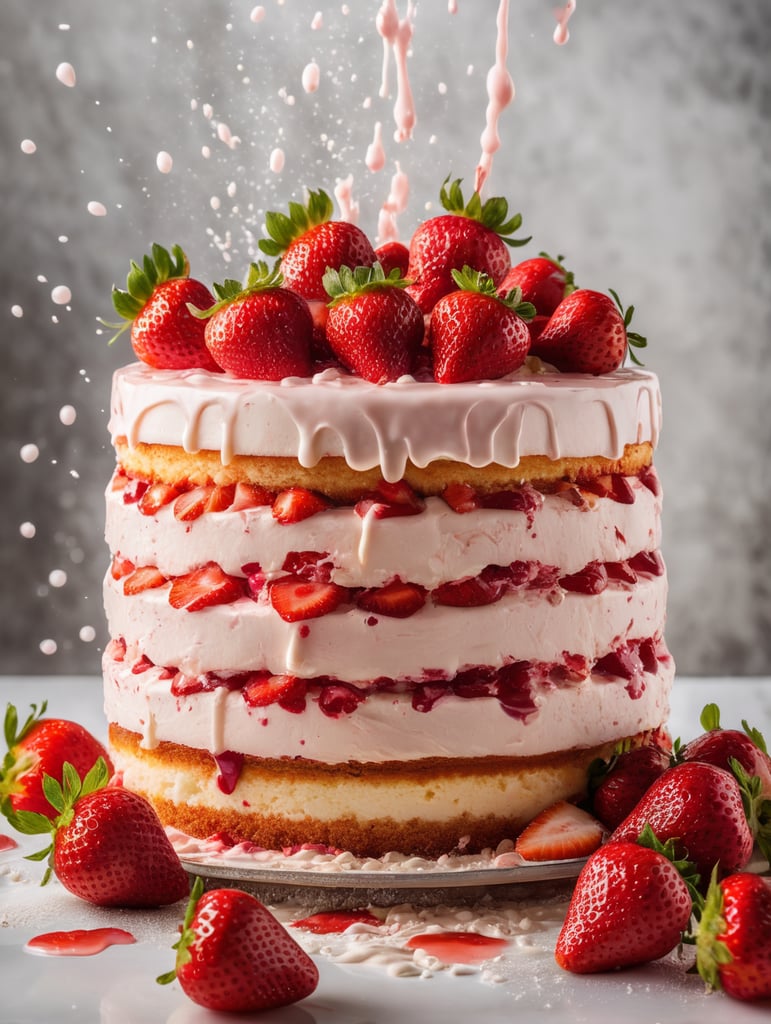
left=516, top=704, right=771, bottom=1000
left=103, top=178, right=646, bottom=384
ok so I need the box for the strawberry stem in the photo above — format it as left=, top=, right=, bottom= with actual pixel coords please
left=439, top=175, right=531, bottom=248
left=323, top=261, right=408, bottom=304
left=259, top=188, right=335, bottom=257
left=609, top=288, right=647, bottom=366
left=694, top=869, right=732, bottom=991
left=449, top=265, right=536, bottom=320
left=99, top=243, right=190, bottom=344
left=157, top=874, right=204, bottom=985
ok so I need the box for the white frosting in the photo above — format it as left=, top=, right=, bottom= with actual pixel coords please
left=105, top=483, right=662, bottom=587
left=109, top=363, right=662, bottom=481
left=104, top=651, right=674, bottom=763
left=103, top=572, right=668, bottom=681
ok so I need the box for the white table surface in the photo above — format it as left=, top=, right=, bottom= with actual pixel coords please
left=1, top=675, right=770, bottom=1023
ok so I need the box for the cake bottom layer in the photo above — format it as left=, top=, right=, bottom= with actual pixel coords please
left=109, top=724, right=662, bottom=858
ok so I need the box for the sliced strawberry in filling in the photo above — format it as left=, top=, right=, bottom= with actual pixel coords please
left=272, top=487, right=331, bottom=524
left=173, top=485, right=214, bottom=522
left=138, top=482, right=181, bottom=515
left=356, top=579, right=427, bottom=618
left=122, top=565, right=167, bottom=595
left=242, top=672, right=307, bottom=709
left=168, top=562, right=245, bottom=611
left=269, top=576, right=349, bottom=622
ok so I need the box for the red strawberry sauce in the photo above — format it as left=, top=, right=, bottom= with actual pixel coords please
left=406, top=932, right=508, bottom=964
left=213, top=750, right=244, bottom=794
left=25, top=928, right=136, bottom=957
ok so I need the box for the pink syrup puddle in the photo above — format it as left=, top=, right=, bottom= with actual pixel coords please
left=406, top=932, right=509, bottom=965
left=213, top=751, right=244, bottom=794
left=25, top=928, right=136, bottom=957
left=291, top=909, right=382, bottom=934
left=0, top=834, right=19, bottom=851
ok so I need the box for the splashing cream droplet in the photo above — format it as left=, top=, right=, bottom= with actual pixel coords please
left=51, top=285, right=72, bottom=305
left=56, top=62, right=77, bottom=87
left=21, top=139, right=37, bottom=154
left=156, top=151, right=173, bottom=173
left=87, top=201, right=107, bottom=217
left=20, top=444, right=40, bottom=464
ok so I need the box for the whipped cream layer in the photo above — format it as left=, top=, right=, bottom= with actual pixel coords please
left=104, top=651, right=673, bottom=764
left=103, top=572, right=668, bottom=681
left=109, top=363, right=662, bottom=481
left=105, top=484, right=662, bottom=587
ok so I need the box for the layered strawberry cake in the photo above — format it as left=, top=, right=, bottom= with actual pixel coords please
left=101, top=190, right=674, bottom=859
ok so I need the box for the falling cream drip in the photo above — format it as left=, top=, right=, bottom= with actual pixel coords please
left=474, top=0, right=514, bottom=195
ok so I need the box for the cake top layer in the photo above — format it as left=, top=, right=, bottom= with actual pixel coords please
left=110, top=361, right=661, bottom=481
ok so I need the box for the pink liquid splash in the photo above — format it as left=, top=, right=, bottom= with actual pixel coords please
left=475, top=0, right=515, bottom=195
left=25, top=928, right=136, bottom=957
left=553, top=0, right=577, bottom=46
left=376, top=0, right=417, bottom=142
left=406, top=931, right=509, bottom=964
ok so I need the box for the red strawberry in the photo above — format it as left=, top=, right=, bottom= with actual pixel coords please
left=138, top=481, right=181, bottom=516
left=242, top=673, right=307, bottom=709
left=122, top=565, right=168, bottom=595
left=7, top=759, right=189, bottom=907
left=158, top=877, right=318, bottom=1012
left=498, top=253, right=574, bottom=317
left=168, top=563, right=245, bottom=611
left=433, top=574, right=501, bottom=607
left=533, top=288, right=646, bottom=374
left=374, top=240, right=410, bottom=278
left=229, top=482, right=275, bottom=510
left=272, top=486, right=331, bottom=524
left=102, top=243, right=220, bottom=371
left=356, top=579, right=427, bottom=618
left=430, top=266, right=534, bottom=383
left=0, top=704, right=112, bottom=820
left=205, top=483, right=236, bottom=512
left=695, top=871, right=771, bottom=1001
left=514, top=801, right=606, bottom=862
left=355, top=478, right=425, bottom=519
left=259, top=187, right=376, bottom=301
left=110, top=554, right=135, bottom=580
left=173, top=485, right=215, bottom=522
left=323, top=263, right=424, bottom=383
left=555, top=836, right=693, bottom=973
left=269, top=575, right=348, bottom=622
left=441, top=482, right=481, bottom=514
left=197, top=261, right=313, bottom=380
left=406, top=177, right=529, bottom=314
left=609, top=761, right=755, bottom=887
left=589, top=741, right=671, bottom=830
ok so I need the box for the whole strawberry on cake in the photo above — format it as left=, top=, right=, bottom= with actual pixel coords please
left=101, top=179, right=673, bottom=858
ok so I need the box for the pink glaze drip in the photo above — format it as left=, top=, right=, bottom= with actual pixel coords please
left=406, top=932, right=508, bottom=964
left=553, top=0, right=577, bottom=45
left=0, top=834, right=19, bottom=851
left=213, top=750, right=244, bottom=794
left=475, top=0, right=515, bottom=194
left=366, top=121, right=386, bottom=172
left=377, top=162, right=410, bottom=243
left=376, top=0, right=417, bottom=142
left=25, top=928, right=136, bottom=957
left=334, top=174, right=359, bottom=223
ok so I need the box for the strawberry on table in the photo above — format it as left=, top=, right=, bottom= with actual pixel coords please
left=5, top=758, right=189, bottom=907
left=259, top=187, right=376, bottom=301
left=192, top=261, right=313, bottom=380
left=158, top=877, right=319, bottom=1012
left=430, top=266, right=535, bottom=383
left=406, top=176, right=530, bottom=314
left=532, top=287, right=646, bottom=374
left=498, top=252, right=575, bottom=318
left=323, top=263, right=424, bottom=383
left=695, top=870, right=771, bottom=1001
left=555, top=831, right=694, bottom=974
left=0, top=702, right=112, bottom=820
left=514, top=801, right=606, bottom=862
left=101, top=243, right=220, bottom=371
left=609, top=761, right=755, bottom=887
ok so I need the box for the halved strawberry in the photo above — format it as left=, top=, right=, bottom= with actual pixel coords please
left=582, top=474, right=635, bottom=504
left=206, top=484, right=236, bottom=512
left=122, top=479, right=149, bottom=505
left=272, top=487, right=331, bottom=524
left=123, top=566, right=168, bottom=595
left=559, top=561, right=609, bottom=595
left=110, top=555, right=135, bottom=580
left=138, top=482, right=181, bottom=516
left=356, top=579, right=427, bottom=618
left=229, top=482, right=275, bottom=511
left=628, top=550, right=665, bottom=576
left=269, top=575, right=348, bottom=622
left=441, top=482, right=480, bottom=514
left=355, top=478, right=424, bottom=518
left=242, top=673, right=307, bottom=708
left=168, top=563, right=245, bottom=611
left=514, top=801, right=606, bottom=862
left=433, top=575, right=501, bottom=607
left=173, top=486, right=215, bottom=522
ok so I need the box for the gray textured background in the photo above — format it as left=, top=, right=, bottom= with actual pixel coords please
left=1, top=0, right=769, bottom=677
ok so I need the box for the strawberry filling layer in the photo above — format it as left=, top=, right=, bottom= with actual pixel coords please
left=106, top=634, right=670, bottom=717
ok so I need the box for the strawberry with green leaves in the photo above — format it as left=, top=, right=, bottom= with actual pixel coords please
left=430, top=266, right=535, bottom=383
left=532, top=287, right=646, bottom=375
left=696, top=870, right=771, bottom=1001
left=555, top=827, right=695, bottom=974
left=0, top=702, right=112, bottom=819
left=259, top=187, right=376, bottom=301
left=588, top=740, right=672, bottom=830
left=192, top=261, right=313, bottom=380
left=158, top=876, right=319, bottom=1013
left=6, top=759, right=189, bottom=907
left=406, top=176, right=530, bottom=314
left=323, top=262, right=424, bottom=382
left=102, top=243, right=220, bottom=371
left=498, top=253, right=575, bottom=317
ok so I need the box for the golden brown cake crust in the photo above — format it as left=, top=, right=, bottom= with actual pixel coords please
left=114, top=438, right=654, bottom=500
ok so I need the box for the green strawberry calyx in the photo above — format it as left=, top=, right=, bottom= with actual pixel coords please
left=636, top=822, right=702, bottom=912
left=99, top=243, right=190, bottom=344
left=188, top=260, right=284, bottom=320
left=323, top=261, right=409, bottom=306
left=693, top=868, right=731, bottom=991
left=730, top=758, right=771, bottom=865
left=608, top=288, right=647, bottom=366
left=0, top=701, right=49, bottom=810
left=4, top=757, right=111, bottom=885
left=449, top=266, right=536, bottom=321
left=539, top=251, right=578, bottom=296
left=157, top=874, right=205, bottom=985
left=259, top=188, right=334, bottom=257
left=699, top=702, right=768, bottom=754
left=439, top=176, right=531, bottom=248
